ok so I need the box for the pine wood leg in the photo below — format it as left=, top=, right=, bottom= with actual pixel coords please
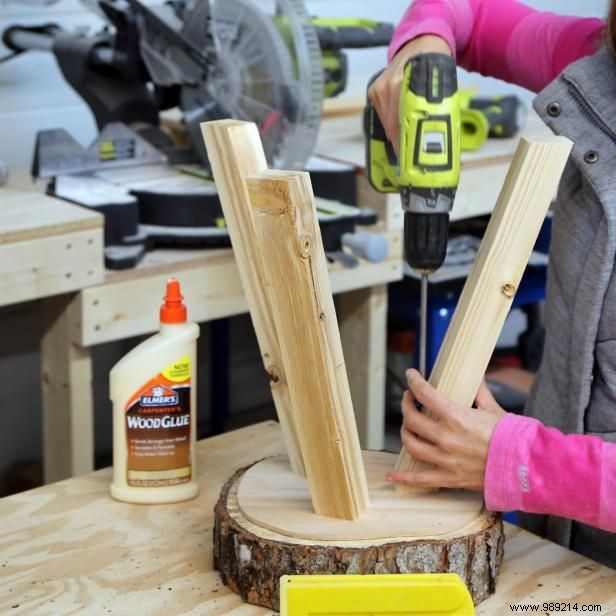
left=247, top=170, right=369, bottom=520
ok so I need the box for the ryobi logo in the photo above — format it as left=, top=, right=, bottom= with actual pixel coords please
left=140, top=385, right=178, bottom=407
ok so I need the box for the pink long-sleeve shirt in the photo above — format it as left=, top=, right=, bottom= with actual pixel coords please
left=389, top=0, right=604, bottom=92
left=392, top=1, right=616, bottom=533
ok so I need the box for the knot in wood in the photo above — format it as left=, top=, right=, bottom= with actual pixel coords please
left=268, top=365, right=283, bottom=385
left=300, top=234, right=312, bottom=258
left=501, top=283, right=516, bottom=298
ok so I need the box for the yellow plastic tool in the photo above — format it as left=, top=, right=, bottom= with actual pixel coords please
left=461, top=108, right=490, bottom=151
left=280, top=573, right=475, bottom=615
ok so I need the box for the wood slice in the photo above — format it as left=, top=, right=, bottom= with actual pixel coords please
left=214, top=455, right=505, bottom=610
left=238, top=453, right=484, bottom=540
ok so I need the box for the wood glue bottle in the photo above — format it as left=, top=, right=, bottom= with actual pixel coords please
left=110, top=278, right=200, bottom=503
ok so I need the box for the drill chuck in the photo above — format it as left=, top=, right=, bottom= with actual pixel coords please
left=401, top=185, right=454, bottom=273
left=404, top=211, right=449, bottom=273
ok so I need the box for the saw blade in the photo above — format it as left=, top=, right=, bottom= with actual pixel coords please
left=181, top=0, right=323, bottom=170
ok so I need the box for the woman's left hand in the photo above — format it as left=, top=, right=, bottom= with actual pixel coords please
left=386, top=369, right=506, bottom=491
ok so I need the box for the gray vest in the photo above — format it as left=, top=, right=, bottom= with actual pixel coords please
left=520, top=47, right=616, bottom=566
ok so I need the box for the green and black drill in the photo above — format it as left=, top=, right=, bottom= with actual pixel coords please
left=364, top=53, right=461, bottom=375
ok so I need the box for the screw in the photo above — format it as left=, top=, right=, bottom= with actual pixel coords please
left=502, top=283, right=516, bottom=298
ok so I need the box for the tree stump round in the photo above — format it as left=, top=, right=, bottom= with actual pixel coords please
left=214, top=453, right=504, bottom=610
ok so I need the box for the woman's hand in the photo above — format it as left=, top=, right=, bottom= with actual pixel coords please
left=368, top=35, right=452, bottom=152
left=387, top=369, right=506, bottom=491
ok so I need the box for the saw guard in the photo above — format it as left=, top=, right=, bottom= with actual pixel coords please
left=183, top=0, right=323, bottom=170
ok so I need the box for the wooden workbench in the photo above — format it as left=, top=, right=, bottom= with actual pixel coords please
left=0, top=170, right=401, bottom=484
left=1, top=421, right=614, bottom=615
left=41, top=234, right=402, bottom=483
left=0, top=188, right=104, bottom=306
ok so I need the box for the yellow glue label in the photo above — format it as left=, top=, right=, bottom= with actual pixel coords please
left=124, top=357, right=191, bottom=488
left=161, top=355, right=190, bottom=382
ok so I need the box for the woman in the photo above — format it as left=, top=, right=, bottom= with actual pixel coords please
left=369, top=0, right=616, bottom=567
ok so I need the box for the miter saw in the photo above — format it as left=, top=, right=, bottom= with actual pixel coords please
left=3, top=0, right=393, bottom=267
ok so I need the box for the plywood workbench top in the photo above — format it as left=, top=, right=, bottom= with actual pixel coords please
left=0, top=421, right=614, bottom=615
left=0, top=181, right=104, bottom=306
left=0, top=189, right=102, bottom=245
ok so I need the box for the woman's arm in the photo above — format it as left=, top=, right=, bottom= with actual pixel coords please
left=388, top=370, right=616, bottom=533
left=485, top=413, right=615, bottom=531
left=389, top=0, right=605, bottom=92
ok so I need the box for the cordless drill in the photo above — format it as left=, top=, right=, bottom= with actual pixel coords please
left=364, top=53, right=461, bottom=374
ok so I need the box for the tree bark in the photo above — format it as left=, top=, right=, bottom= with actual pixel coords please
left=214, top=464, right=505, bottom=610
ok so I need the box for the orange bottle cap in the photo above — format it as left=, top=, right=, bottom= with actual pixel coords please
left=160, top=278, right=187, bottom=324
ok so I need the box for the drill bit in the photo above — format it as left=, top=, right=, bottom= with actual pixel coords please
left=419, top=273, right=429, bottom=377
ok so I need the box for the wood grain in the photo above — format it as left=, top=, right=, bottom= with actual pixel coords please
left=339, top=284, right=388, bottom=450
left=0, top=228, right=104, bottom=308
left=217, top=462, right=503, bottom=610
left=237, top=452, right=484, bottom=540
left=0, top=172, right=104, bottom=306
left=75, top=246, right=402, bottom=346
left=200, top=120, right=305, bottom=476
left=41, top=294, right=94, bottom=483
left=396, top=136, right=573, bottom=485
left=0, top=189, right=102, bottom=244
left=0, top=422, right=614, bottom=615
left=247, top=170, right=369, bottom=520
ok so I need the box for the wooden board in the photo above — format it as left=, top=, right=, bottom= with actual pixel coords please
left=321, top=97, right=364, bottom=118
left=217, top=460, right=503, bottom=609
left=74, top=243, right=402, bottom=344
left=41, top=294, right=93, bottom=484
left=237, top=452, right=483, bottom=541
left=396, top=135, right=572, bottom=484
left=0, top=229, right=104, bottom=308
left=0, top=189, right=104, bottom=306
left=0, top=188, right=102, bottom=244
left=0, top=422, right=615, bottom=615
left=200, top=120, right=305, bottom=476
left=339, top=284, right=387, bottom=450
left=78, top=250, right=245, bottom=345
left=247, top=170, right=369, bottom=520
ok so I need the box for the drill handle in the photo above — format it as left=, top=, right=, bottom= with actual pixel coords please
left=364, top=70, right=399, bottom=193
left=469, top=95, right=527, bottom=138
